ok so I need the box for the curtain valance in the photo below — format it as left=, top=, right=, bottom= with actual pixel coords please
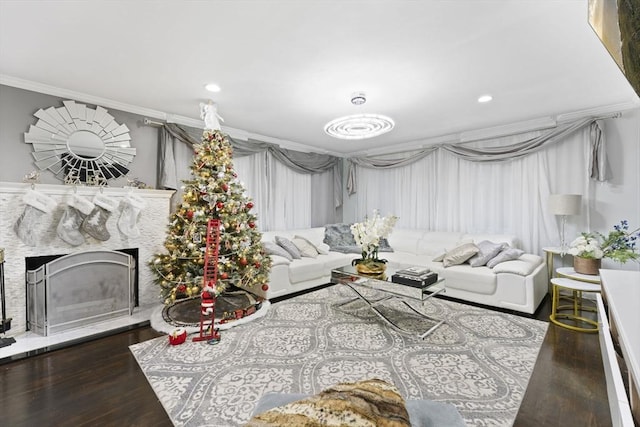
left=158, top=123, right=343, bottom=207
left=346, top=118, right=606, bottom=195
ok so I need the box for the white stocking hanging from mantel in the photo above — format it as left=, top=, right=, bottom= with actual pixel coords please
left=13, top=188, right=58, bottom=247
left=118, top=193, right=147, bottom=238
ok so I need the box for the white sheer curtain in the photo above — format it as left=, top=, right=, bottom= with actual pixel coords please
left=233, top=151, right=313, bottom=231
left=353, top=128, right=593, bottom=254
left=233, top=152, right=269, bottom=230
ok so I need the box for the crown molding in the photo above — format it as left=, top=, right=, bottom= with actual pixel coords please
left=0, top=74, right=170, bottom=120
left=459, top=116, right=558, bottom=143
left=555, top=100, right=639, bottom=122
left=0, top=74, right=338, bottom=156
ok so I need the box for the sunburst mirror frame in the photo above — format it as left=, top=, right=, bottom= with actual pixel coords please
left=24, top=100, right=136, bottom=185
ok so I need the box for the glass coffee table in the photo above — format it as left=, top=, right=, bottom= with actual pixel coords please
left=330, top=265, right=446, bottom=339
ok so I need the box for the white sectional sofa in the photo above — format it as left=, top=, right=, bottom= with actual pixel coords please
left=258, top=226, right=548, bottom=314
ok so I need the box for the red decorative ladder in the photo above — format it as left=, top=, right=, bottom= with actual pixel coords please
left=193, top=219, right=221, bottom=342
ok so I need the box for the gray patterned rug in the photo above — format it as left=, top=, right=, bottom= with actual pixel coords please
left=130, top=285, right=548, bottom=426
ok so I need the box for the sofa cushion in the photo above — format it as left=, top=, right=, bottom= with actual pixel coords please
left=492, top=253, right=542, bottom=276
left=440, top=264, right=497, bottom=294
left=442, top=243, right=479, bottom=267
left=463, top=233, right=517, bottom=247
left=288, top=258, right=326, bottom=283
left=417, top=231, right=467, bottom=256
left=275, top=236, right=301, bottom=259
left=270, top=254, right=292, bottom=266
left=487, top=247, right=524, bottom=268
left=292, top=236, right=319, bottom=258
left=387, top=228, right=423, bottom=254
left=263, top=241, right=293, bottom=261
left=468, top=240, right=506, bottom=267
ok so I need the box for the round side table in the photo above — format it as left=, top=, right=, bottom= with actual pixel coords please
left=549, top=277, right=601, bottom=332
left=556, top=267, right=601, bottom=284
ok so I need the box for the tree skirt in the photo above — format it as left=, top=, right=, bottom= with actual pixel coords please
left=150, top=290, right=271, bottom=334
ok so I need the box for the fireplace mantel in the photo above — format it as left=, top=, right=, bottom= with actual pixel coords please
left=0, top=181, right=174, bottom=334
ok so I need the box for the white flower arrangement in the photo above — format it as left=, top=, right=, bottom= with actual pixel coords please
left=350, top=210, right=398, bottom=262
left=567, top=234, right=604, bottom=259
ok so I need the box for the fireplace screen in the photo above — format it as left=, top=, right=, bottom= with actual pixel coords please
left=27, top=250, right=135, bottom=336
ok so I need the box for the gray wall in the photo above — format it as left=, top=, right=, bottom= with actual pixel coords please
left=0, top=84, right=158, bottom=187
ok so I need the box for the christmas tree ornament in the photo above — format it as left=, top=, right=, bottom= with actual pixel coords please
left=117, top=193, right=147, bottom=238
left=57, top=193, right=95, bottom=246
left=14, top=188, right=58, bottom=246
left=81, top=192, right=119, bottom=241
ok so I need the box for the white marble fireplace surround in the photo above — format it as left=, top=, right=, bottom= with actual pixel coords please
left=0, top=182, right=173, bottom=355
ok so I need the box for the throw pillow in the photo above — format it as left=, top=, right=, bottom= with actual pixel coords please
left=246, top=378, right=410, bottom=427
left=294, top=234, right=327, bottom=255
left=262, top=241, right=293, bottom=261
left=486, top=247, right=525, bottom=268
left=323, top=223, right=361, bottom=254
left=292, top=236, right=319, bottom=258
left=275, top=236, right=301, bottom=259
left=442, top=243, right=479, bottom=267
left=378, top=237, right=394, bottom=253
left=468, top=240, right=506, bottom=267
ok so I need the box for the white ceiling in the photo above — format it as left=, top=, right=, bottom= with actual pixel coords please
left=0, top=0, right=637, bottom=156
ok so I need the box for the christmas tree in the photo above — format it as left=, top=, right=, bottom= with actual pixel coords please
left=150, top=129, right=271, bottom=304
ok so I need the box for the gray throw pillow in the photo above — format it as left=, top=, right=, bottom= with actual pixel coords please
left=378, top=237, right=394, bottom=253
left=486, top=247, right=525, bottom=268
left=292, top=236, right=319, bottom=258
left=263, top=241, right=293, bottom=261
left=323, top=223, right=392, bottom=254
left=468, top=240, right=505, bottom=267
left=442, top=243, right=479, bottom=267
left=323, top=223, right=357, bottom=251
left=275, top=236, right=301, bottom=259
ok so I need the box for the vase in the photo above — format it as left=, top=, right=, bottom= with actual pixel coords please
left=573, top=256, right=601, bottom=275
left=354, top=261, right=387, bottom=276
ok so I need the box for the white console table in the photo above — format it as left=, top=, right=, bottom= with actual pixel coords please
left=599, top=269, right=639, bottom=426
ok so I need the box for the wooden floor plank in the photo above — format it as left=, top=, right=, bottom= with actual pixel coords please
left=0, top=295, right=612, bottom=426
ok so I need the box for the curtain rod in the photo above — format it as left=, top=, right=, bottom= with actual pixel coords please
left=143, top=118, right=164, bottom=127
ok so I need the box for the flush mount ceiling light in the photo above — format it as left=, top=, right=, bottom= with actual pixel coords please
left=324, top=114, right=395, bottom=140
left=205, top=83, right=221, bottom=93
left=478, top=94, right=493, bottom=103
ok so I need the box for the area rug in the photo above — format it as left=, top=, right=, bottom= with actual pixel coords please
left=130, top=285, right=548, bottom=427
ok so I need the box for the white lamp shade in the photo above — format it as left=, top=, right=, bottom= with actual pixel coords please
left=548, top=194, right=582, bottom=216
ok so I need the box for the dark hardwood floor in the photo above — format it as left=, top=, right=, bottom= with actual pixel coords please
left=0, top=294, right=611, bottom=426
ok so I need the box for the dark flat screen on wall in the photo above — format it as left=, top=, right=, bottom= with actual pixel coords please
left=589, top=0, right=640, bottom=97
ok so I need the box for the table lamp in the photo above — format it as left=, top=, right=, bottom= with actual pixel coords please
left=548, top=194, right=582, bottom=251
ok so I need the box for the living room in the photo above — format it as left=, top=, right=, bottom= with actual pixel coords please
left=0, top=1, right=639, bottom=426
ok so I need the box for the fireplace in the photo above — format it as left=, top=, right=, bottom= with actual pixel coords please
left=26, top=249, right=139, bottom=336
left=0, top=182, right=174, bottom=336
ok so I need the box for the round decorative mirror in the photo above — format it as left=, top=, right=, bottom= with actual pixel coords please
left=24, top=100, right=136, bottom=185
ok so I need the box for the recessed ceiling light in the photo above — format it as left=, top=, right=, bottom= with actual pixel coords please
left=324, top=114, right=395, bottom=140
left=350, top=92, right=367, bottom=105
left=478, top=94, right=493, bottom=103
left=205, top=83, right=221, bottom=93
